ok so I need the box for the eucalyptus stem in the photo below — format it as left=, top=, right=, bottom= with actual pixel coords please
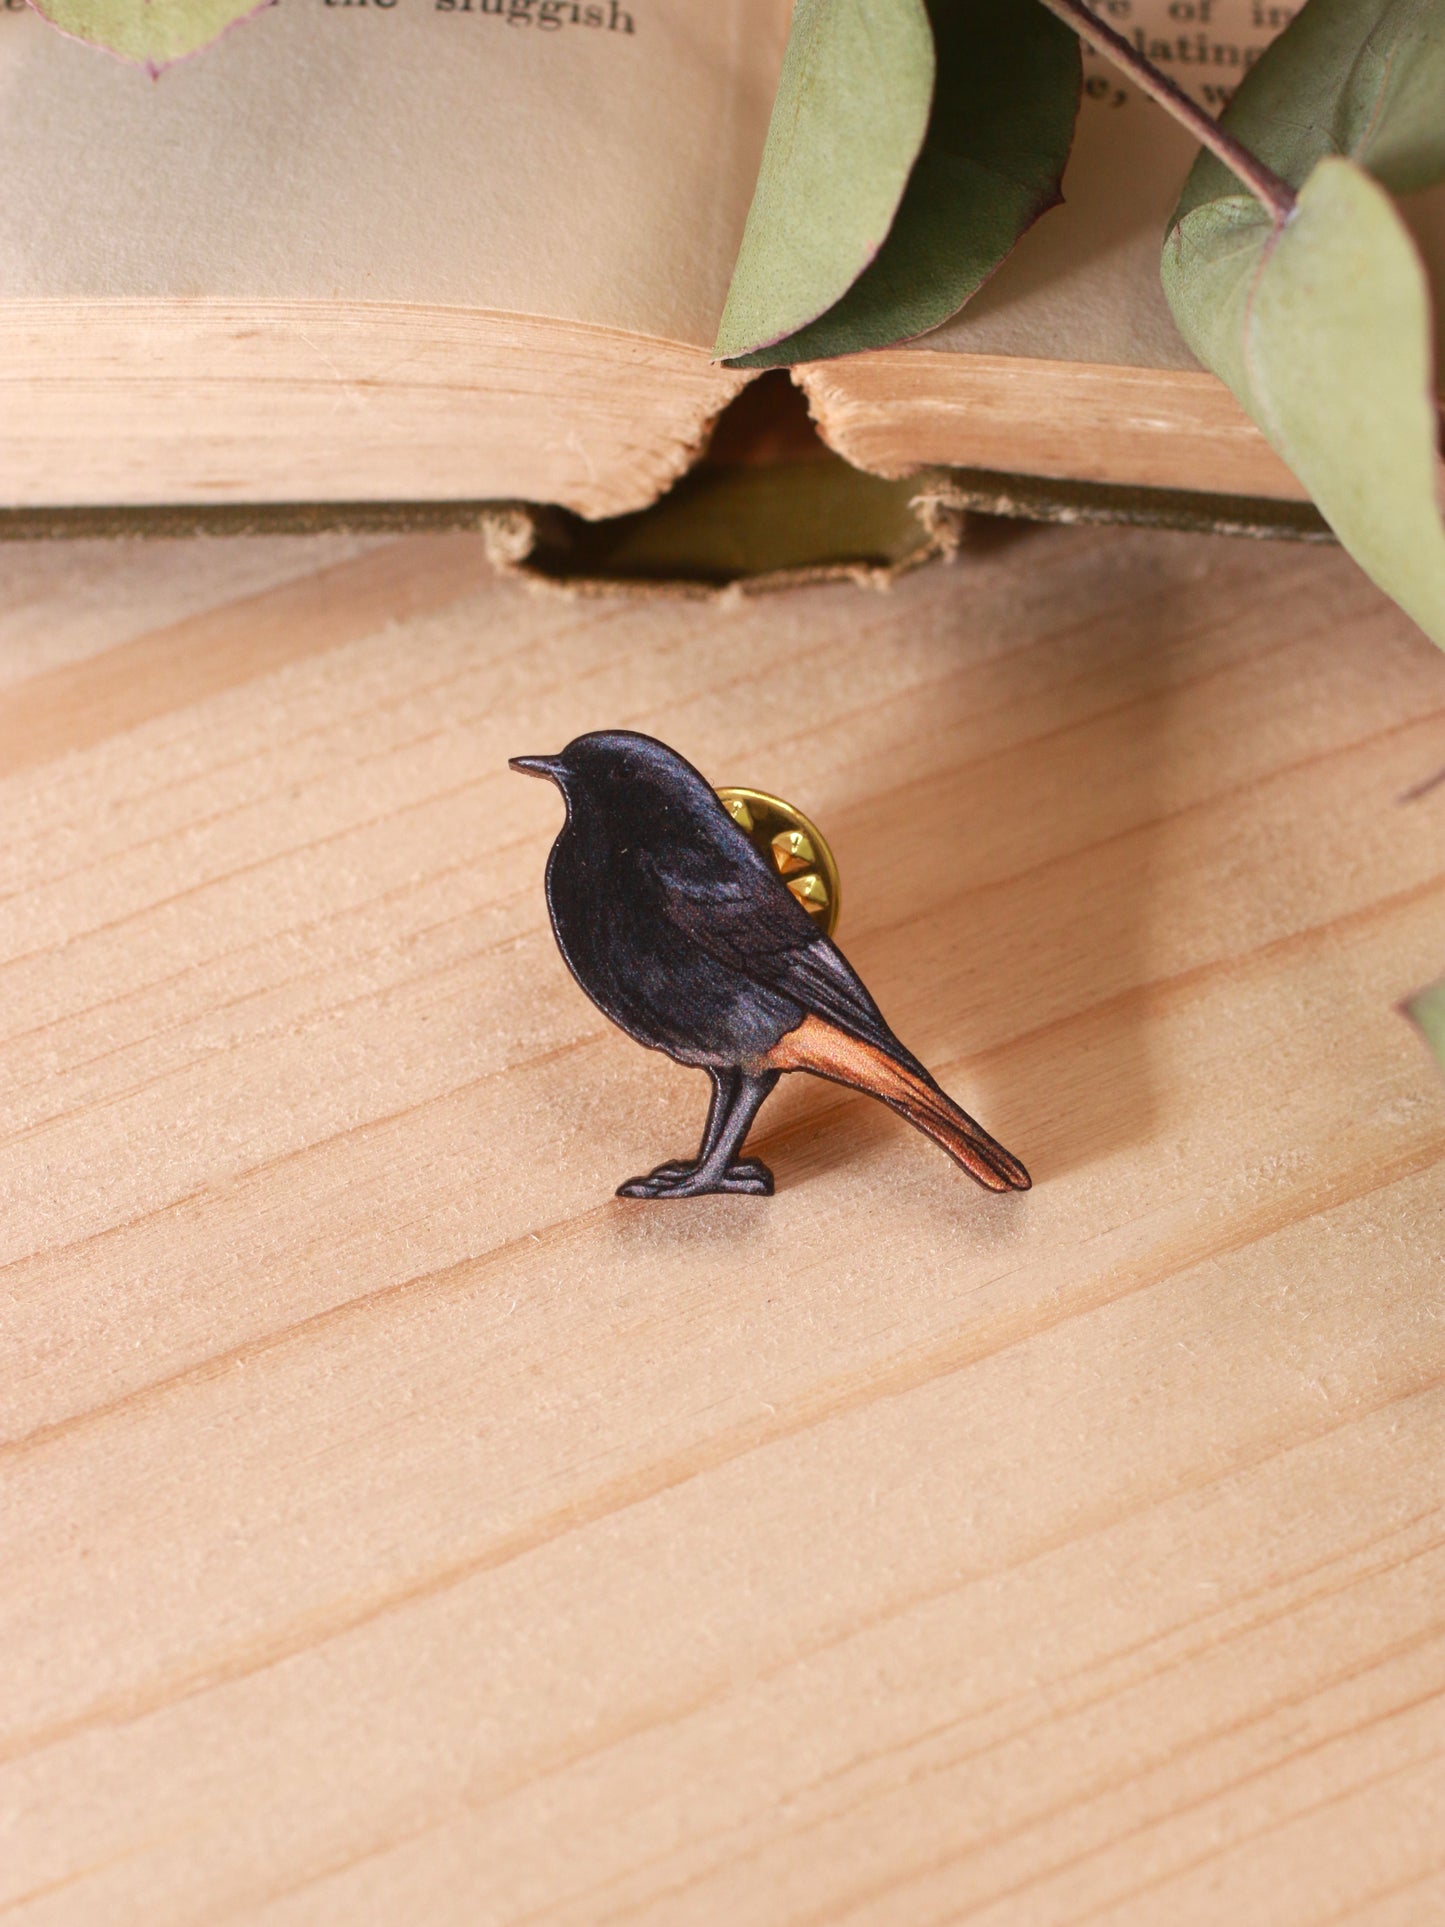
left=1035, top=0, right=1297, bottom=223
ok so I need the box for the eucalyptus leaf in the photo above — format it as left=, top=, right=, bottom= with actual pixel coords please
left=1175, top=0, right=1445, bottom=215
left=714, top=0, right=935, bottom=363
left=1406, top=976, right=1445, bottom=1075
left=1163, top=0, right=1445, bottom=647
left=29, top=0, right=272, bottom=70
left=723, top=0, right=1079, bottom=369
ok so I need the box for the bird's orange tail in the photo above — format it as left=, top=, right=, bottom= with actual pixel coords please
left=764, top=1014, right=1031, bottom=1192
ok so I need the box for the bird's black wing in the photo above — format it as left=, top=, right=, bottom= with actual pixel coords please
left=641, top=837, right=929, bottom=1077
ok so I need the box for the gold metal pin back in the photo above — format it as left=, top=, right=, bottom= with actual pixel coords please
left=715, top=787, right=841, bottom=939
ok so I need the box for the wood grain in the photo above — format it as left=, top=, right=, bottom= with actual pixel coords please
left=1, top=520, right=1443, bottom=1926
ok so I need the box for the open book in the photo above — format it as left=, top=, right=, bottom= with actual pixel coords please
left=2, top=0, right=1441, bottom=520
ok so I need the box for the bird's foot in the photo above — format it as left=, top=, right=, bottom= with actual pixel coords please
left=616, top=1158, right=774, bottom=1199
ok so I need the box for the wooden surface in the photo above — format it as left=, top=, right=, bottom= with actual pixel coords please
left=2, top=520, right=1444, bottom=1926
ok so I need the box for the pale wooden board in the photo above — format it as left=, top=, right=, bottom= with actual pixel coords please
left=1, top=523, right=1443, bottom=1926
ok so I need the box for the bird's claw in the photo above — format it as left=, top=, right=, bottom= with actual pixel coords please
left=616, top=1158, right=774, bottom=1199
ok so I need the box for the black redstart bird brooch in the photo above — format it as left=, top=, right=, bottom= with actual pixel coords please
left=511, top=730, right=1030, bottom=1201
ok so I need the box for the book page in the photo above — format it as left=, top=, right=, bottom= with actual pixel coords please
left=918, top=0, right=1445, bottom=371
left=0, top=0, right=787, bottom=347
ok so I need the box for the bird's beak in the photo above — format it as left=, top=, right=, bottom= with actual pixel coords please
left=508, top=754, right=565, bottom=783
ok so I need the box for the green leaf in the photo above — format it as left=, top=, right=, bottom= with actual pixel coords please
left=1405, top=976, right=1445, bottom=1076
left=714, top=0, right=935, bottom=363
left=716, top=0, right=1080, bottom=368
left=1175, top=0, right=1445, bottom=214
left=1163, top=0, right=1445, bottom=648
left=1170, top=161, right=1445, bottom=645
left=28, top=0, right=271, bottom=71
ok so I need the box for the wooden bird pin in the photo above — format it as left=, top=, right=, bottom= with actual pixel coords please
left=511, top=730, right=1030, bottom=1200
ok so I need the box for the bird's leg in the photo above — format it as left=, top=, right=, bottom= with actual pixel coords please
left=631, top=1068, right=737, bottom=1183
left=617, top=1069, right=779, bottom=1199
